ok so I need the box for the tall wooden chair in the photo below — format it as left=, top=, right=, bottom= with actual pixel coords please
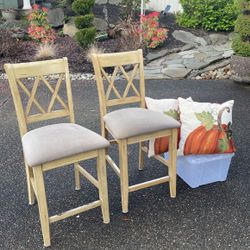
left=91, top=49, right=180, bottom=213
left=4, top=58, right=110, bottom=247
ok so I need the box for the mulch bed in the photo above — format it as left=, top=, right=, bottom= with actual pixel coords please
left=0, top=13, right=211, bottom=74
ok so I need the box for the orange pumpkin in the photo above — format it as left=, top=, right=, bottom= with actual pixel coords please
left=184, top=107, right=236, bottom=155
left=154, top=128, right=181, bottom=155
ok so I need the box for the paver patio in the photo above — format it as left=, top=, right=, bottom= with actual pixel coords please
left=0, top=79, right=249, bottom=249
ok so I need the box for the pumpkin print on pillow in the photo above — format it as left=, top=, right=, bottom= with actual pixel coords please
left=145, top=97, right=192, bottom=157
left=178, top=98, right=236, bottom=156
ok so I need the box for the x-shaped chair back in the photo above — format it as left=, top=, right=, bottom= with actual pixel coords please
left=92, top=49, right=145, bottom=135
left=5, top=58, right=74, bottom=137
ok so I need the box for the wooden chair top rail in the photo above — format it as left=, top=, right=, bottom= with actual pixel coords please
left=92, top=50, right=142, bottom=68
left=5, top=58, right=67, bottom=79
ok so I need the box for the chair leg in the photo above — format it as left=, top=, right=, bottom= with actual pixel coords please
left=168, top=128, right=178, bottom=198
left=33, top=166, right=51, bottom=247
left=118, top=140, right=129, bottom=213
left=97, top=149, right=110, bottom=224
left=74, top=163, right=81, bottom=190
left=25, top=162, right=35, bottom=205
left=138, top=142, right=144, bottom=171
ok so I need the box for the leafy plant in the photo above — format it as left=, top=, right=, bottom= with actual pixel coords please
left=28, top=4, right=56, bottom=44
left=140, top=12, right=168, bottom=49
left=232, top=0, right=250, bottom=56
left=177, top=0, right=238, bottom=31
left=72, top=0, right=96, bottom=48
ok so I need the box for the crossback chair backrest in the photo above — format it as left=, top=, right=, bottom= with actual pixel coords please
left=91, top=49, right=145, bottom=119
left=4, top=58, right=75, bottom=137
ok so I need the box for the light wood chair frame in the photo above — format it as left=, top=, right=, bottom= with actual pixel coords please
left=92, top=49, right=178, bottom=213
left=4, top=58, right=110, bottom=247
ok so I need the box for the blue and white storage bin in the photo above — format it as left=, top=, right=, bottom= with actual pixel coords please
left=164, top=153, right=234, bottom=188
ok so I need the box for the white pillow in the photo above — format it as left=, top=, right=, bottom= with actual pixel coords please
left=145, top=97, right=192, bottom=157
left=178, top=98, right=236, bottom=155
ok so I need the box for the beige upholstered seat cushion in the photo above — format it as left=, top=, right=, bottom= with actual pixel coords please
left=103, top=108, right=180, bottom=140
left=22, top=123, right=109, bottom=167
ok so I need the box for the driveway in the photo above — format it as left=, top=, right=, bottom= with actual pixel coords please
left=0, top=79, right=249, bottom=249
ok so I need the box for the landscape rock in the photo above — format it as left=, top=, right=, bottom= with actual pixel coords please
left=173, top=30, right=207, bottom=47
left=231, top=55, right=250, bottom=83
left=183, top=58, right=210, bottom=70
left=161, top=67, right=192, bottom=79
left=180, top=44, right=195, bottom=51
left=63, top=18, right=78, bottom=37
left=146, top=49, right=169, bottom=62
left=223, top=50, right=234, bottom=58
left=205, top=34, right=228, bottom=45
left=93, top=17, right=108, bottom=32
left=48, top=8, right=64, bottom=28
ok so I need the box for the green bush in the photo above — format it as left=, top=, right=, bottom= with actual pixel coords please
left=75, top=14, right=94, bottom=29
left=177, top=0, right=238, bottom=31
left=232, top=35, right=250, bottom=56
left=232, top=0, right=250, bottom=56
left=75, top=27, right=96, bottom=47
left=72, top=0, right=95, bottom=15
left=234, top=14, right=250, bottom=39
left=72, top=0, right=96, bottom=47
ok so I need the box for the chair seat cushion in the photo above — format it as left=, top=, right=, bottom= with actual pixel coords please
left=103, top=108, right=180, bottom=140
left=22, top=123, right=109, bottom=167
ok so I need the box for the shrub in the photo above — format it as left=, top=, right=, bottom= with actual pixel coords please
left=232, top=35, right=250, bottom=56
left=72, top=0, right=95, bottom=15
left=234, top=14, right=250, bottom=39
left=28, top=4, right=56, bottom=44
left=75, top=14, right=94, bottom=29
left=141, top=12, right=168, bottom=49
left=75, top=27, right=96, bottom=47
left=177, top=0, right=238, bottom=31
left=72, top=0, right=96, bottom=48
left=232, top=0, right=250, bottom=56
left=115, top=18, right=142, bottom=51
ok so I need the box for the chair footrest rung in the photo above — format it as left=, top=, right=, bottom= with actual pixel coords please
left=49, top=200, right=101, bottom=224
left=128, top=176, right=170, bottom=193
left=106, top=155, right=120, bottom=177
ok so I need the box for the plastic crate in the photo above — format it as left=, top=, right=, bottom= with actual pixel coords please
left=164, top=153, right=234, bottom=188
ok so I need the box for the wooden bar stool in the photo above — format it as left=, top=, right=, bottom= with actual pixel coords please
left=91, top=49, right=180, bottom=213
left=4, top=58, right=110, bottom=247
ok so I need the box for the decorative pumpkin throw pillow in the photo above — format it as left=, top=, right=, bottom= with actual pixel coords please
left=178, top=98, right=236, bottom=156
left=145, top=97, right=192, bottom=157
